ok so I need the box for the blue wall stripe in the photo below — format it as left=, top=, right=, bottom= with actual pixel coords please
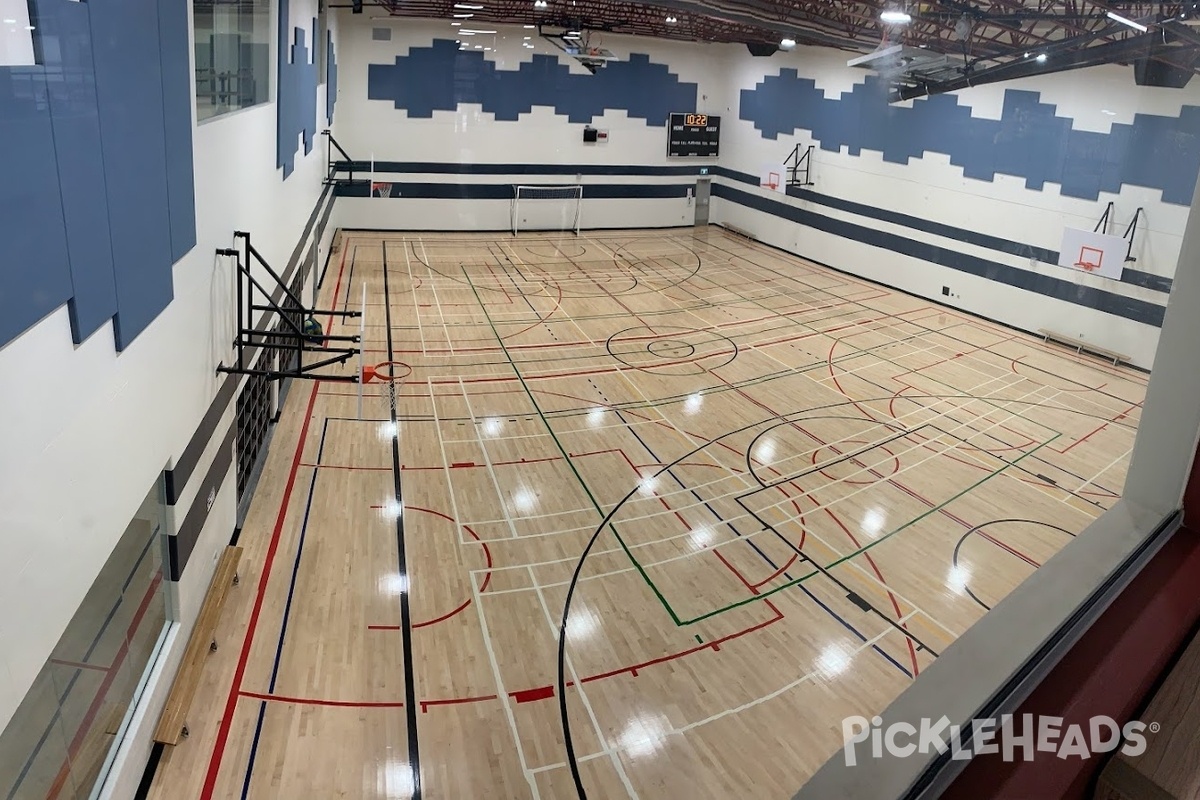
left=90, top=0, right=175, bottom=349
left=41, top=0, right=117, bottom=343
left=712, top=182, right=1166, bottom=328
left=158, top=0, right=196, bottom=263
left=336, top=181, right=691, bottom=199
left=712, top=166, right=1172, bottom=294
left=335, top=160, right=1171, bottom=295
left=0, top=65, right=74, bottom=345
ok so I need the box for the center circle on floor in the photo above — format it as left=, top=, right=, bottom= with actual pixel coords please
left=606, top=326, right=737, bottom=375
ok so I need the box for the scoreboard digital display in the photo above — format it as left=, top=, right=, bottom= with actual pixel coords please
left=667, top=112, right=720, bottom=157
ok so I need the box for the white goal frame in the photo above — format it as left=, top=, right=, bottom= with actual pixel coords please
left=511, top=184, right=583, bottom=236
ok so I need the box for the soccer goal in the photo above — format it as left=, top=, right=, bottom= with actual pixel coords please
left=511, top=184, right=583, bottom=236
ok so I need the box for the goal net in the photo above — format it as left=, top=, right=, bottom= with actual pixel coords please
left=511, top=184, right=583, bottom=236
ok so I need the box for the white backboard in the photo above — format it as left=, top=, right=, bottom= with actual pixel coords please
left=1058, top=227, right=1127, bottom=281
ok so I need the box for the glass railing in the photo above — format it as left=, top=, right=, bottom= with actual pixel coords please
left=0, top=483, right=170, bottom=800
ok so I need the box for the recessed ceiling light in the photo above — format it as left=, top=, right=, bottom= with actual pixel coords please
left=459, top=30, right=474, bottom=35
left=460, top=28, right=497, bottom=33
left=451, top=21, right=461, bottom=26
left=780, top=37, right=795, bottom=48
left=474, top=44, right=483, bottom=48
left=567, top=30, right=580, bottom=35
left=453, top=3, right=484, bottom=8
left=880, top=9, right=912, bottom=24
left=453, top=12, right=473, bottom=17
left=665, top=15, right=677, bottom=23
left=533, top=0, right=547, bottom=7
left=523, top=35, right=531, bottom=39
left=1036, top=52, right=1047, bottom=63
left=484, top=47, right=491, bottom=50
left=524, top=23, right=536, bottom=28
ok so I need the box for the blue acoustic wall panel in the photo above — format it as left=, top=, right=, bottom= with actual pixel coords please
left=326, top=28, right=337, bottom=127
left=158, top=0, right=197, bottom=262
left=0, top=66, right=74, bottom=345
left=0, top=0, right=197, bottom=352
left=36, top=0, right=116, bottom=343
left=740, top=70, right=1200, bottom=205
left=367, top=40, right=696, bottom=125
left=90, top=0, right=176, bottom=349
left=277, top=0, right=317, bottom=179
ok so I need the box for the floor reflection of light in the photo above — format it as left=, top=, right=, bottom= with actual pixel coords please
left=816, top=644, right=851, bottom=678
left=684, top=393, right=703, bottom=415
left=754, top=438, right=776, bottom=464
left=617, top=713, right=671, bottom=760
left=861, top=508, right=886, bottom=536
left=511, top=489, right=537, bottom=513
left=378, top=573, right=409, bottom=597
left=688, top=526, right=714, bottom=549
left=588, top=407, right=606, bottom=427
left=481, top=417, right=503, bottom=438
left=565, top=605, right=598, bottom=642
left=378, top=760, right=415, bottom=799
left=378, top=421, right=397, bottom=440
left=638, top=475, right=659, bottom=496
left=380, top=499, right=403, bottom=520
left=947, top=565, right=971, bottom=595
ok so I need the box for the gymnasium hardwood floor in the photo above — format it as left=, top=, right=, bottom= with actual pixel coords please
left=149, top=227, right=1145, bottom=799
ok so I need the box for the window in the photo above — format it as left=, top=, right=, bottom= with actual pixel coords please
left=0, top=481, right=170, bottom=798
left=193, top=0, right=270, bottom=121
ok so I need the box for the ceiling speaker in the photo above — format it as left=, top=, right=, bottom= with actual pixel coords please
left=746, top=43, right=778, bottom=57
left=1134, top=56, right=1195, bottom=88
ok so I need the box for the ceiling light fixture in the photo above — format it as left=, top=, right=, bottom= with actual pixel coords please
left=1036, top=52, right=1047, bottom=63
left=453, top=13, right=474, bottom=18
left=665, top=15, right=677, bottom=23
left=780, top=37, right=795, bottom=48
left=880, top=9, right=912, bottom=24
left=523, top=35, right=531, bottom=39
left=533, top=0, right=547, bottom=7
left=2, top=18, right=14, bottom=23
left=453, top=2, right=483, bottom=7
left=459, top=28, right=497, bottom=33
left=524, top=23, right=535, bottom=27
left=451, top=21, right=461, bottom=26
left=1106, top=10, right=1149, bottom=31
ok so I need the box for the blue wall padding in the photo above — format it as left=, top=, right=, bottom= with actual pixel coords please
left=276, top=0, right=317, bottom=179
left=0, top=66, right=75, bottom=344
left=159, top=0, right=198, bottom=262
left=326, top=28, right=337, bottom=126
left=740, top=70, right=1200, bottom=205
left=42, top=0, right=116, bottom=343
left=90, top=0, right=175, bottom=349
left=0, top=0, right=196, bottom=350
left=367, top=40, right=697, bottom=125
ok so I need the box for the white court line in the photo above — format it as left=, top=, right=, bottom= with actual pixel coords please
left=400, top=239, right=427, bottom=358
left=462, top=378, right=525, bottom=541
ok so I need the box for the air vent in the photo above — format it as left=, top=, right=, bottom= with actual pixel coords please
left=372, top=27, right=392, bottom=41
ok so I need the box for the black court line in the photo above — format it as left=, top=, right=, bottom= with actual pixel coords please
left=381, top=240, right=423, bottom=798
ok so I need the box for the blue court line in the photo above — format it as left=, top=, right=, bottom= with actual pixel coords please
left=239, top=417, right=329, bottom=799
left=6, top=527, right=161, bottom=799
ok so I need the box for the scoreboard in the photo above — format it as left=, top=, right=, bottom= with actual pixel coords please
left=667, top=112, right=720, bottom=157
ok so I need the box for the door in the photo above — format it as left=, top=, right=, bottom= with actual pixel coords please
left=694, top=178, right=711, bottom=226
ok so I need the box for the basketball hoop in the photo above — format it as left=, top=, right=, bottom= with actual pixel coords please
left=1075, top=245, right=1103, bottom=272
left=372, top=182, right=393, bottom=198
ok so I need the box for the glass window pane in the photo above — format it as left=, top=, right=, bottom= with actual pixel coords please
left=194, top=0, right=270, bottom=121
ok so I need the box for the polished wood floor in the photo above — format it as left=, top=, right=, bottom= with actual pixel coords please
left=149, top=228, right=1146, bottom=799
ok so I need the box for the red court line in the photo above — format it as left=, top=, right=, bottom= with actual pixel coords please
left=1057, top=423, right=1108, bottom=454
left=46, top=573, right=163, bottom=800
left=511, top=686, right=555, bottom=704
left=49, top=658, right=110, bottom=673
left=239, top=690, right=405, bottom=708
left=200, top=381, right=323, bottom=800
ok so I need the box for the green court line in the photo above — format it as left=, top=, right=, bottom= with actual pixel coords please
left=463, top=253, right=1080, bottom=630
left=464, top=268, right=684, bottom=625
left=673, top=433, right=1059, bottom=626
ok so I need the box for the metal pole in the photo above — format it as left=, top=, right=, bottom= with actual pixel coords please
left=358, top=282, right=366, bottom=420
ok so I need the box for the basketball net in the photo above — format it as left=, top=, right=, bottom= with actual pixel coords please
left=372, top=182, right=392, bottom=198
